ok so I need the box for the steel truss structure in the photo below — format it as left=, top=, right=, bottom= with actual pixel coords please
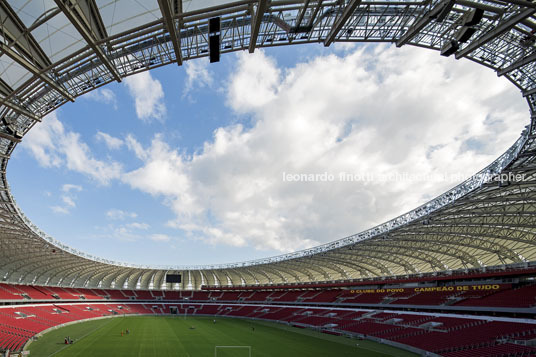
left=0, top=0, right=536, bottom=290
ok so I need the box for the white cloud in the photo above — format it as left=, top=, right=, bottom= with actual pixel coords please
left=124, top=71, right=166, bottom=121
left=121, top=46, right=527, bottom=253
left=51, top=184, right=83, bottom=214
left=62, top=195, right=76, bottom=208
left=21, top=113, right=64, bottom=168
left=122, top=134, right=190, bottom=198
left=150, top=233, right=171, bottom=242
left=98, top=221, right=151, bottom=242
left=62, top=184, right=82, bottom=193
left=127, top=222, right=150, bottom=230
left=22, top=113, right=122, bottom=185
left=83, top=88, right=117, bottom=109
left=96, top=131, right=124, bottom=150
left=333, top=42, right=358, bottom=53
left=227, top=50, right=280, bottom=113
left=125, top=134, right=148, bottom=161
left=51, top=205, right=69, bottom=215
left=183, top=59, right=213, bottom=98
left=106, top=209, right=138, bottom=220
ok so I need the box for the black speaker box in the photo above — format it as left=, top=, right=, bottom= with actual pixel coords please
left=209, top=17, right=221, bottom=34
left=209, top=35, right=220, bottom=63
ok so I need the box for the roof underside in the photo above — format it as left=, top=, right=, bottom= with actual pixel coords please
left=0, top=0, right=536, bottom=290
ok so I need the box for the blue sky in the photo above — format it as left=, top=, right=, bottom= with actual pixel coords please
left=7, top=43, right=529, bottom=267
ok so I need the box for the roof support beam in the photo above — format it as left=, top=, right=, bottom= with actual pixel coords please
left=280, top=261, right=315, bottom=281
left=505, top=0, right=536, bottom=9
left=158, top=0, right=183, bottom=65
left=456, top=8, right=536, bottom=59
left=497, top=51, right=536, bottom=76
left=523, top=86, right=536, bottom=97
left=0, top=42, right=74, bottom=102
left=331, top=254, right=390, bottom=276
left=0, top=1, right=51, bottom=70
left=324, top=0, right=362, bottom=47
left=295, top=261, right=331, bottom=280
left=54, top=0, right=122, bottom=82
left=249, top=0, right=269, bottom=53
left=0, top=79, right=37, bottom=122
left=0, top=131, right=21, bottom=143
left=0, top=78, right=12, bottom=98
left=397, top=0, right=455, bottom=47
left=306, top=0, right=324, bottom=29
left=1, top=99, right=40, bottom=122
left=295, top=0, right=311, bottom=29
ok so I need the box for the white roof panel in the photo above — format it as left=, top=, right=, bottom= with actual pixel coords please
left=182, top=0, right=238, bottom=13
left=30, top=12, right=85, bottom=63
left=9, top=0, right=57, bottom=29
left=0, top=54, right=33, bottom=90
left=97, top=0, right=161, bottom=36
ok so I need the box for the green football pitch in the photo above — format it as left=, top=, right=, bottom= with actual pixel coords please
left=26, top=316, right=418, bottom=357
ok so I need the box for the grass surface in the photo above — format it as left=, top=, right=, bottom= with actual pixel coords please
left=27, top=316, right=417, bottom=357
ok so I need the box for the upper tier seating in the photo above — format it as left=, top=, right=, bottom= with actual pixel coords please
left=455, top=284, right=536, bottom=308
left=0, top=284, right=24, bottom=300
left=0, top=281, right=533, bottom=314
left=270, top=291, right=305, bottom=302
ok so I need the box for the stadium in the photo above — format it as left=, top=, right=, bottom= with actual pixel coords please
left=0, top=0, right=536, bottom=356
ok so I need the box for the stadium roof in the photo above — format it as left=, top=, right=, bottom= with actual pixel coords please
left=0, top=0, right=536, bottom=289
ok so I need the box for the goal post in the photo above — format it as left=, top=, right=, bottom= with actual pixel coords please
left=214, top=345, right=251, bottom=357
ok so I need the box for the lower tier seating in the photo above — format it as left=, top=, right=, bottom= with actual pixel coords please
left=1, top=302, right=535, bottom=356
